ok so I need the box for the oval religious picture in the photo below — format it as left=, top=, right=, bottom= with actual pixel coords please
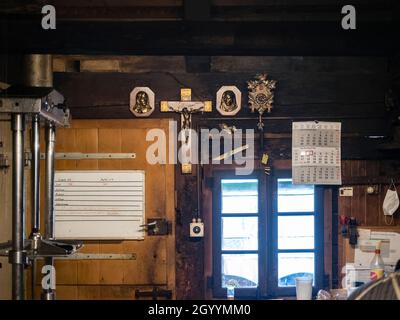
left=129, top=87, right=155, bottom=117
left=216, top=86, right=241, bottom=116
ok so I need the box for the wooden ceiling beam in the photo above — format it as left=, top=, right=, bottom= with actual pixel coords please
left=1, top=20, right=397, bottom=55
left=0, top=1, right=396, bottom=21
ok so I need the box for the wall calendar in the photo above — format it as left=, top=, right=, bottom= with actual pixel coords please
left=292, top=121, right=341, bottom=185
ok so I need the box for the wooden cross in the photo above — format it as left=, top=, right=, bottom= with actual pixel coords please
left=161, top=88, right=212, bottom=174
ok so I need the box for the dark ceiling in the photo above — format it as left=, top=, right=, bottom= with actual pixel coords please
left=0, top=0, right=399, bottom=55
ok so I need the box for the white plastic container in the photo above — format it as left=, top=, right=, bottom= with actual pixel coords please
left=295, top=277, right=313, bottom=300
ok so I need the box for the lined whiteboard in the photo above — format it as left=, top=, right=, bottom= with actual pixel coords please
left=54, top=170, right=145, bottom=240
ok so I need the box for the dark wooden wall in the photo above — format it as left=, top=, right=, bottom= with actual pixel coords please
left=1, top=0, right=399, bottom=300
left=1, top=54, right=399, bottom=298
left=337, top=160, right=400, bottom=286
left=341, top=160, right=400, bottom=227
left=49, top=55, right=394, bottom=162
left=50, top=55, right=395, bottom=298
left=175, top=174, right=205, bottom=299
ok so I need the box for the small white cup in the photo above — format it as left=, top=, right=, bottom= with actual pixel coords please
left=226, top=285, right=235, bottom=300
left=295, top=277, right=313, bottom=300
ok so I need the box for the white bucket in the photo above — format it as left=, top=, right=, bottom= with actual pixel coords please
left=295, top=277, right=313, bottom=300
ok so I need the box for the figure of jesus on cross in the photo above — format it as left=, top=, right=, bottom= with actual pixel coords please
left=161, top=88, right=212, bottom=173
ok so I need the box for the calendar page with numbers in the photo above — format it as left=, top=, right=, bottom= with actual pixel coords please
left=292, top=121, right=341, bottom=185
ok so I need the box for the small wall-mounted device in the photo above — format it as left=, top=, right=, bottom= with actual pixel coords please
left=366, top=185, right=380, bottom=195
left=339, top=187, right=353, bottom=197
left=190, top=218, right=204, bottom=238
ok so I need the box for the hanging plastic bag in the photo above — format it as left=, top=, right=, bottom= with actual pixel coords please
left=383, top=179, right=399, bottom=225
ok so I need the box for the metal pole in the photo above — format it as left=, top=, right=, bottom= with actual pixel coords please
left=22, top=54, right=53, bottom=87
left=41, top=122, right=56, bottom=300
left=22, top=54, right=53, bottom=300
left=44, top=122, right=55, bottom=240
left=31, top=114, right=40, bottom=234
left=30, top=114, right=41, bottom=300
left=11, top=113, right=26, bottom=300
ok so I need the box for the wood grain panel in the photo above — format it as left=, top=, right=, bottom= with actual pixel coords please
left=56, top=127, right=77, bottom=170
left=54, top=260, right=78, bottom=285
left=55, top=286, right=79, bottom=300
left=98, top=128, right=122, bottom=170
left=42, top=119, right=175, bottom=298
left=78, top=286, right=101, bottom=299
left=122, top=237, right=167, bottom=285
left=121, top=129, right=148, bottom=169
left=0, top=121, right=12, bottom=299
left=22, top=119, right=174, bottom=298
left=74, top=128, right=99, bottom=170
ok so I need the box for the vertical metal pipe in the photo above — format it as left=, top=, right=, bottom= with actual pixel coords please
left=22, top=54, right=53, bottom=300
left=30, top=114, right=40, bottom=300
left=31, top=114, right=40, bottom=234
left=22, top=54, right=53, bottom=87
left=42, top=122, right=56, bottom=300
left=44, top=122, right=55, bottom=240
left=11, top=113, right=26, bottom=300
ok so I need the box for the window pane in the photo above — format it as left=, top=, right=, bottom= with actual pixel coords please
left=222, top=254, right=258, bottom=288
left=222, top=217, right=258, bottom=251
left=278, top=179, right=314, bottom=213
left=278, top=252, right=314, bottom=287
left=221, top=179, right=258, bottom=214
left=278, top=216, right=314, bottom=250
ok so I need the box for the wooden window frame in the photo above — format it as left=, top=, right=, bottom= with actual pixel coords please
left=211, top=168, right=325, bottom=298
left=269, top=169, right=325, bottom=297
left=212, top=170, right=265, bottom=298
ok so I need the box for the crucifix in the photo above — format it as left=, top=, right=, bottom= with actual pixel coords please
left=161, top=88, right=212, bottom=174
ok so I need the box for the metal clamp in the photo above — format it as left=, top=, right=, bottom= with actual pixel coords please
left=8, top=250, right=28, bottom=265
left=29, top=233, right=42, bottom=251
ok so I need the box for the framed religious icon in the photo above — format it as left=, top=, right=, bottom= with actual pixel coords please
left=216, top=86, right=241, bottom=116
left=129, top=87, right=155, bottom=117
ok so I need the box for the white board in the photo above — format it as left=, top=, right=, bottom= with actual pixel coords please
left=54, top=170, right=145, bottom=240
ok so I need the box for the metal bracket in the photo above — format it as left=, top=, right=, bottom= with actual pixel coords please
left=0, top=88, right=70, bottom=127
left=141, top=218, right=172, bottom=236
left=52, top=153, right=136, bottom=160
left=38, top=152, right=136, bottom=160
left=8, top=250, right=29, bottom=265
left=0, top=239, right=83, bottom=260
left=54, top=253, right=136, bottom=260
left=24, top=152, right=136, bottom=166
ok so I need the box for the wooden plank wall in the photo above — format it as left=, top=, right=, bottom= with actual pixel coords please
left=50, top=55, right=392, bottom=299
left=0, top=119, right=12, bottom=299
left=48, top=55, right=394, bottom=162
left=337, top=160, right=400, bottom=286
left=175, top=174, right=205, bottom=299
left=1, top=55, right=397, bottom=299
left=25, top=119, right=175, bottom=299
